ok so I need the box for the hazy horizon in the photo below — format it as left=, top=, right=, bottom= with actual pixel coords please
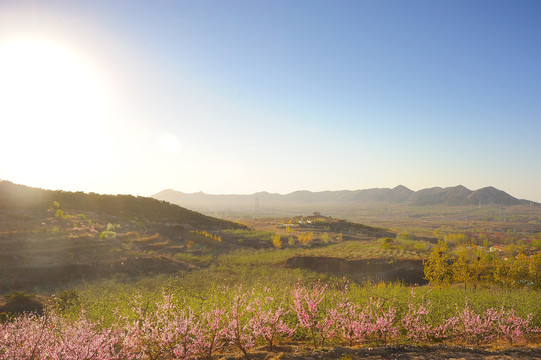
left=1, top=1, right=540, bottom=202
left=4, top=179, right=537, bottom=205
left=155, top=184, right=521, bottom=198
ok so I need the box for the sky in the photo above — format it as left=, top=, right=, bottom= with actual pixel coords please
left=0, top=0, right=540, bottom=202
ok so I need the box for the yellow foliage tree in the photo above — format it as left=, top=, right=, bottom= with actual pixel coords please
left=529, top=253, right=541, bottom=288
left=444, top=233, right=466, bottom=244
left=451, top=244, right=484, bottom=290
left=508, top=254, right=530, bottom=287
left=493, top=256, right=512, bottom=287
left=297, top=232, right=313, bottom=246
left=424, top=241, right=450, bottom=287
left=272, top=234, right=282, bottom=249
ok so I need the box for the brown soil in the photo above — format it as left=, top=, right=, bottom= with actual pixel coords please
left=286, top=256, right=428, bottom=285
left=1, top=255, right=190, bottom=291
left=0, top=296, right=44, bottom=315
left=217, top=344, right=541, bottom=360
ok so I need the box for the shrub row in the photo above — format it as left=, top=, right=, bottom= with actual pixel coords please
left=0, top=283, right=537, bottom=360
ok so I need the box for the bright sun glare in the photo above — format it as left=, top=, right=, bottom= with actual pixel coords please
left=0, top=38, right=109, bottom=187
left=158, top=134, right=182, bottom=155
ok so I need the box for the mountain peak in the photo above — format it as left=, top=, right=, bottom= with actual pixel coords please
left=466, top=186, right=525, bottom=206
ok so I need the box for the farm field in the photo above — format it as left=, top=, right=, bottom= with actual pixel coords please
left=1, top=183, right=541, bottom=359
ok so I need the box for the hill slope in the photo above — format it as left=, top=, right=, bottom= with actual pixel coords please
left=0, top=181, right=244, bottom=291
left=0, top=180, right=238, bottom=228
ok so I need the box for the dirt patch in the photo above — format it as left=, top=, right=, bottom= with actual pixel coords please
left=1, top=256, right=189, bottom=292
left=286, top=256, right=428, bottom=285
left=0, top=295, right=44, bottom=316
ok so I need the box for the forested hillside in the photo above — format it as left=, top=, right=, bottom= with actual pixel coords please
left=0, top=180, right=238, bottom=228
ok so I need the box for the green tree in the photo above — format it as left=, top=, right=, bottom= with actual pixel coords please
left=320, top=232, right=330, bottom=244
left=55, top=209, right=64, bottom=219
left=288, top=236, right=295, bottom=247
left=381, top=237, right=393, bottom=250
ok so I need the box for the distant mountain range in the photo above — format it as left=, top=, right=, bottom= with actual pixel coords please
left=152, top=185, right=538, bottom=216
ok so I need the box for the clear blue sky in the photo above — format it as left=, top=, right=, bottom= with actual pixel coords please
left=1, top=0, right=540, bottom=201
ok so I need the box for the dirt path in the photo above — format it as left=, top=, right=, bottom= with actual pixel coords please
left=217, top=345, right=541, bottom=360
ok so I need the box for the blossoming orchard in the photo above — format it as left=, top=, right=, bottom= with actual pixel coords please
left=0, top=282, right=537, bottom=360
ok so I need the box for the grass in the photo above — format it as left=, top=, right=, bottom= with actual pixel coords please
left=221, top=228, right=277, bottom=245
left=347, top=282, right=541, bottom=327
left=50, top=245, right=540, bottom=330
left=213, top=247, right=302, bottom=267
left=305, top=240, right=430, bottom=260
left=62, top=277, right=541, bottom=331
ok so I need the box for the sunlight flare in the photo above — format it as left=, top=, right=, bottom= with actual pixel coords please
left=158, top=133, right=182, bottom=154
left=0, top=37, right=109, bottom=184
